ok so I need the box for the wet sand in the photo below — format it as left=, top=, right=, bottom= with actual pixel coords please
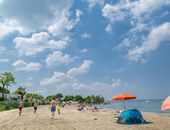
left=0, top=105, right=170, bottom=130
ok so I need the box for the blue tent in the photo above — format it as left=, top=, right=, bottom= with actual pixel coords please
left=117, top=109, right=146, bottom=124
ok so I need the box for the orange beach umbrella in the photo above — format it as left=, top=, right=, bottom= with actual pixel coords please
left=112, top=93, right=136, bottom=109
left=161, top=96, right=170, bottom=111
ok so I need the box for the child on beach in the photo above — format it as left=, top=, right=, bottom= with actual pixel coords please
left=57, top=103, right=61, bottom=115
left=18, top=102, right=23, bottom=116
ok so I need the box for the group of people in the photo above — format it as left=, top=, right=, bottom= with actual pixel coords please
left=18, top=98, right=62, bottom=119
left=49, top=98, right=61, bottom=118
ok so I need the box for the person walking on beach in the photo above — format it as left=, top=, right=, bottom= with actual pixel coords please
left=18, top=102, right=23, bottom=116
left=49, top=98, right=57, bottom=119
left=33, top=101, right=38, bottom=114
left=56, top=101, right=61, bottom=115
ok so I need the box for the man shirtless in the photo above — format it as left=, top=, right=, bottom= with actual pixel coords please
left=49, top=98, right=57, bottom=119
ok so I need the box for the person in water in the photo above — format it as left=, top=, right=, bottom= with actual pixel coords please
left=18, top=102, right=23, bottom=116
left=49, top=98, right=57, bottom=119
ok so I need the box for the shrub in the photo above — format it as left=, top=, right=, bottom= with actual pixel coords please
left=23, top=101, right=31, bottom=107
left=13, top=101, right=19, bottom=108
left=2, top=101, right=10, bottom=110
left=0, top=96, right=3, bottom=101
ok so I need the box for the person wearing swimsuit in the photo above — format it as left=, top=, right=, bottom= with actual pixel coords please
left=49, top=98, right=57, bottom=119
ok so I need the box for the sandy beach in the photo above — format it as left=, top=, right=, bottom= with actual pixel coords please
left=0, top=105, right=170, bottom=130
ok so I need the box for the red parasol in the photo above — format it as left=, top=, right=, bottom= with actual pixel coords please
left=112, top=93, right=136, bottom=109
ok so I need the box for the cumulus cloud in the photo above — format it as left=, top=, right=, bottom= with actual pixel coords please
left=105, top=24, right=112, bottom=33
left=75, top=9, right=83, bottom=22
left=81, top=32, right=91, bottom=38
left=48, top=9, right=82, bottom=37
left=41, top=60, right=93, bottom=86
left=131, top=0, right=170, bottom=17
left=0, top=0, right=74, bottom=35
left=45, top=51, right=76, bottom=66
left=14, top=32, right=49, bottom=56
left=14, top=32, right=71, bottom=56
left=67, top=60, right=93, bottom=76
left=80, top=48, right=88, bottom=53
left=0, top=19, right=27, bottom=39
left=128, top=22, right=170, bottom=61
left=12, top=60, right=41, bottom=71
left=48, top=36, right=71, bottom=50
left=102, top=0, right=170, bottom=22
left=87, top=0, right=104, bottom=9
left=40, top=72, right=71, bottom=86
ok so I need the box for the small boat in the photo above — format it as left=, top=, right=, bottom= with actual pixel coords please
left=145, top=100, right=150, bottom=103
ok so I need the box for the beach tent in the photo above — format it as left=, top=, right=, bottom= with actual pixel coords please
left=117, top=109, right=146, bottom=124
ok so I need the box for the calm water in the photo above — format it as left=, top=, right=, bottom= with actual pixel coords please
left=100, top=99, right=170, bottom=114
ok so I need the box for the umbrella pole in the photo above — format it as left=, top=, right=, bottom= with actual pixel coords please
left=124, top=100, right=125, bottom=109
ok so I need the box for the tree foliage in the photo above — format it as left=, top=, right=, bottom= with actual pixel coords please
left=15, top=87, right=26, bottom=101
left=0, top=72, right=15, bottom=100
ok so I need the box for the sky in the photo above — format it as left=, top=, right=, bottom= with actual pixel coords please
left=0, top=0, right=170, bottom=100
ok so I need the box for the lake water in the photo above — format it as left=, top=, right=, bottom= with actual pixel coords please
left=100, top=99, right=170, bottom=114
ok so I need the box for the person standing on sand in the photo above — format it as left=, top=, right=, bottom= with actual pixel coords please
left=33, top=101, right=38, bottom=114
left=18, top=102, right=23, bottom=116
left=49, top=98, right=57, bottom=119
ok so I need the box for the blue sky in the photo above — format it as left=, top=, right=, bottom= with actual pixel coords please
left=0, top=0, right=170, bottom=99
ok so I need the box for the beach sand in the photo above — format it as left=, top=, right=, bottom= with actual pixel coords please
left=0, top=105, right=170, bottom=130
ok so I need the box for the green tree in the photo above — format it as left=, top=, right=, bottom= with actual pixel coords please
left=15, top=87, right=26, bottom=101
left=46, top=95, right=55, bottom=100
left=55, top=93, right=63, bottom=99
left=64, top=95, right=75, bottom=101
left=0, top=72, right=15, bottom=100
left=84, top=96, right=92, bottom=104
left=75, top=95, right=84, bottom=102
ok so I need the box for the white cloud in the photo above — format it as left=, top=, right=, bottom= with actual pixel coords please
left=129, top=23, right=148, bottom=33
left=0, top=0, right=74, bottom=35
left=128, top=22, right=170, bottom=61
left=112, top=79, right=123, bottom=88
left=68, top=60, right=93, bottom=76
left=45, top=51, right=75, bottom=67
left=118, top=38, right=133, bottom=48
left=12, top=60, right=41, bottom=71
left=75, top=9, right=83, bottom=22
left=80, top=48, right=88, bottom=53
left=102, top=2, right=130, bottom=22
left=131, top=0, right=170, bottom=17
left=14, top=32, right=49, bottom=56
left=0, top=58, right=9, bottom=62
left=81, top=32, right=91, bottom=38
left=14, top=32, right=71, bottom=56
left=102, top=0, right=170, bottom=22
left=87, top=0, right=104, bottom=9
left=48, top=37, right=71, bottom=50
left=40, top=72, right=70, bottom=86
left=0, top=19, right=27, bottom=39
left=48, top=9, right=82, bottom=37
left=105, top=24, right=112, bottom=33
left=41, top=60, right=93, bottom=86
